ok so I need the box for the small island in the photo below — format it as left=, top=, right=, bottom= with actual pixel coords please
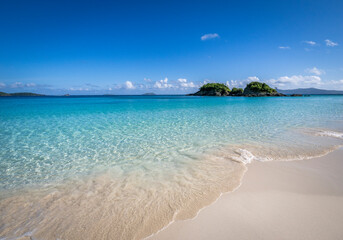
left=190, top=82, right=286, bottom=97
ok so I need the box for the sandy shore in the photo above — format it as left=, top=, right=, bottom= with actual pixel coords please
left=149, top=148, right=343, bottom=240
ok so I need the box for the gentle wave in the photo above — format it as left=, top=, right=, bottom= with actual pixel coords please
left=317, top=130, right=343, bottom=139
left=1, top=128, right=342, bottom=240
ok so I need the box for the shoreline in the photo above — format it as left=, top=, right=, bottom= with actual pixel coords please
left=145, top=142, right=343, bottom=239
left=149, top=147, right=343, bottom=240
left=1, top=138, right=342, bottom=239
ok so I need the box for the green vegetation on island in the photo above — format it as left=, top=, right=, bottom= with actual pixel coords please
left=243, top=81, right=276, bottom=94
left=200, top=83, right=231, bottom=93
left=243, top=81, right=285, bottom=96
left=230, top=87, right=244, bottom=96
left=193, top=83, right=231, bottom=96
left=190, top=82, right=286, bottom=97
left=0, top=92, right=10, bottom=96
left=0, top=92, right=45, bottom=97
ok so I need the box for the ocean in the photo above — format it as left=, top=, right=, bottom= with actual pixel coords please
left=1, top=95, right=343, bottom=239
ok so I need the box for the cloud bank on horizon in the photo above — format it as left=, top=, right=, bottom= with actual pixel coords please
left=2, top=65, right=342, bottom=95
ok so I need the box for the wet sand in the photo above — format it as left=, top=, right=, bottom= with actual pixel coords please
left=150, top=148, right=343, bottom=240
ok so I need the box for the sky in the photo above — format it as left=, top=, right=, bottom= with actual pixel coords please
left=0, top=0, right=342, bottom=95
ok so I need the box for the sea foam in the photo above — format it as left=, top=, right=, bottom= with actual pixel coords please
left=317, top=130, right=343, bottom=139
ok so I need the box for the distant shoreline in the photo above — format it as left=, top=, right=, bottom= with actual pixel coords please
left=1, top=93, right=343, bottom=97
left=2, top=87, right=343, bottom=97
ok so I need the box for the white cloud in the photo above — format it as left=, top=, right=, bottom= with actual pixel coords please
left=69, top=87, right=90, bottom=91
left=305, top=67, right=325, bottom=76
left=182, top=82, right=196, bottom=88
left=10, top=82, right=36, bottom=88
left=322, top=80, right=343, bottom=90
left=330, top=79, right=343, bottom=85
left=202, top=79, right=210, bottom=84
left=148, top=77, right=198, bottom=89
left=268, top=75, right=321, bottom=87
left=226, top=80, right=240, bottom=88
left=304, top=41, right=316, bottom=46
left=125, top=81, right=135, bottom=89
left=154, top=78, right=174, bottom=89
left=226, top=76, right=260, bottom=88
left=11, top=82, right=22, bottom=88
left=177, top=78, right=197, bottom=88
left=144, top=78, right=152, bottom=82
left=177, top=78, right=187, bottom=83
left=325, top=39, right=338, bottom=47
left=201, top=33, right=219, bottom=41
left=279, top=46, right=290, bottom=50
left=0, top=83, right=5, bottom=88
left=247, top=76, right=260, bottom=82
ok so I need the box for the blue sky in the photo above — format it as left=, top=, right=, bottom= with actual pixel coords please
left=0, top=0, right=342, bottom=94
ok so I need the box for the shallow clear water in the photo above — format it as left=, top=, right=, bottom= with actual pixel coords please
left=0, top=95, right=343, bottom=239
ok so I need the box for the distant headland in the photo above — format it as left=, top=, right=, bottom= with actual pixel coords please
left=278, top=88, right=343, bottom=95
left=0, top=92, right=45, bottom=97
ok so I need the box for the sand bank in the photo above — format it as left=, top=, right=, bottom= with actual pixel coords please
left=150, top=148, right=343, bottom=240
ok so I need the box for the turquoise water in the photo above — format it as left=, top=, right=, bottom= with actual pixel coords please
left=1, top=95, right=343, bottom=239
left=1, top=95, right=342, bottom=190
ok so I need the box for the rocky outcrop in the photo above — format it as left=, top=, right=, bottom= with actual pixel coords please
left=290, top=94, right=303, bottom=97
left=191, top=89, right=227, bottom=96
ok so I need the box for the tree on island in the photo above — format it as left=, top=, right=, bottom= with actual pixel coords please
left=198, top=83, right=231, bottom=96
left=244, top=81, right=276, bottom=94
left=242, top=81, right=284, bottom=96
left=230, top=87, right=244, bottom=96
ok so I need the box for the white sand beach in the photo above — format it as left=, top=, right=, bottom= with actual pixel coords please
left=150, top=148, right=343, bottom=240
